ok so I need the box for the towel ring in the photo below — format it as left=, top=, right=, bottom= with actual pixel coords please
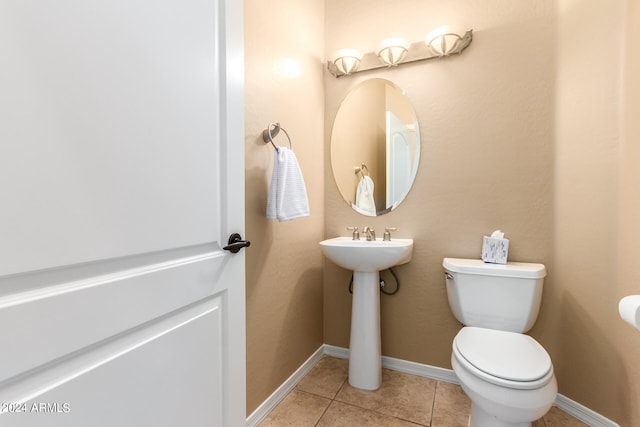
left=263, top=122, right=292, bottom=151
left=355, top=163, right=369, bottom=177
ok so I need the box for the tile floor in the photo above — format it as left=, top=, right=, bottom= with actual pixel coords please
left=259, top=356, right=589, bottom=427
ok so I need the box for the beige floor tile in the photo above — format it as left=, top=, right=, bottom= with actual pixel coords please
left=431, top=382, right=471, bottom=427
left=259, top=390, right=331, bottom=426
left=543, top=406, right=590, bottom=427
left=533, top=416, right=547, bottom=426
left=296, top=356, right=349, bottom=399
left=317, top=401, right=422, bottom=427
left=259, top=357, right=589, bottom=427
left=335, top=368, right=436, bottom=425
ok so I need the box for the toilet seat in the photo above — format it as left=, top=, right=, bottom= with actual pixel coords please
left=453, top=327, right=553, bottom=390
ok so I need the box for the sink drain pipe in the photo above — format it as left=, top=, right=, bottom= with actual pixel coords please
left=349, top=267, right=400, bottom=296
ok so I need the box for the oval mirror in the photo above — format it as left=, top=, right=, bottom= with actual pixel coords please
left=330, top=79, right=420, bottom=216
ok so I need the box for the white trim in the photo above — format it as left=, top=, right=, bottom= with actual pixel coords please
left=554, top=394, right=620, bottom=427
left=382, top=354, right=460, bottom=384
left=322, top=344, right=348, bottom=359
left=245, top=345, right=325, bottom=427
left=248, top=344, right=619, bottom=427
left=0, top=245, right=224, bottom=309
left=323, top=344, right=459, bottom=383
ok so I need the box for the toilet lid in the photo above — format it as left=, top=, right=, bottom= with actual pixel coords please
left=454, top=327, right=552, bottom=382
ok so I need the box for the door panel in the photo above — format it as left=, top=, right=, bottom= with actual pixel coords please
left=0, top=0, right=221, bottom=276
left=0, top=248, right=225, bottom=385
left=386, top=111, right=413, bottom=208
left=3, top=295, right=224, bottom=427
left=0, top=0, right=245, bottom=425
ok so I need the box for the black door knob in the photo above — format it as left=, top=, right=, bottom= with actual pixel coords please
left=223, top=233, right=251, bottom=253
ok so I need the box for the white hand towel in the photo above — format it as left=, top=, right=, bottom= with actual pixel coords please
left=266, top=147, right=310, bottom=221
left=355, top=176, right=376, bottom=216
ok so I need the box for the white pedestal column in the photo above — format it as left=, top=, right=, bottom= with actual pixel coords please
left=348, top=271, right=382, bottom=390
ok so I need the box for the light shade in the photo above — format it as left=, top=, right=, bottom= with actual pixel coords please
left=426, top=26, right=462, bottom=56
left=376, top=38, right=410, bottom=66
left=332, top=49, right=363, bottom=75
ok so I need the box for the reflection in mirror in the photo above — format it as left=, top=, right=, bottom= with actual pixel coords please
left=330, top=79, right=420, bottom=216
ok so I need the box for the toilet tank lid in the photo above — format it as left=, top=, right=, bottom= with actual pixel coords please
left=443, top=258, right=546, bottom=279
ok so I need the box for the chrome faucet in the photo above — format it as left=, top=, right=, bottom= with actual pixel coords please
left=363, top=226, right=376, bottom=241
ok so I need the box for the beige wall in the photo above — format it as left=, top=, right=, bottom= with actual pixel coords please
left=244, top=0, right=640, bottom=423
left=324, top=0, right=555, bottom=372
left=617, top=0, right=640, bottom=425
left=244, top=0, right=325, bottom=415
left=324, top=0, right=638, bottom=425
left=620, top=0, right=640, bottom=422
left=552, top=0, right=636, bottom=424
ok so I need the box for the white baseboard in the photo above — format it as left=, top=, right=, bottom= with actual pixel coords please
left=554, top=394, right=619, bottom=427
left=245, top=345, right=325, bottom=427
left=247, top=344, right=619, bottom=427
left=323, top=344, right=459, bottom=384
left=321, top=343, right=348, bottom=359
left=382, top=353, right=460, bottom=384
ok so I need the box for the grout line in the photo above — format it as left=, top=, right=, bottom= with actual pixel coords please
left=316, top=374, right=343, bottom=426
left=430, top=381, right=438, bottom=427
left=540, top=411, right=548, bottom=427
left=325, top=399, right=428, bottom=427
left=329, top=373, right=436, bottom=426
left=334, top=376, right=348, bottom=399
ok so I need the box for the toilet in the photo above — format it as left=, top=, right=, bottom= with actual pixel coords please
left=443, top=258, right=557, bottom=427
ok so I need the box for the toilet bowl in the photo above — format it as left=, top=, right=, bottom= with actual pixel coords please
left=443, top=258, right=557, bottom=427
left=452, top=327, right=557, bottom=427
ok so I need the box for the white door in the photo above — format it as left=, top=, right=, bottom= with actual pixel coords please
left=0, top=1, right=246, bottom=426
left=386, top=111, right=412, bottom=209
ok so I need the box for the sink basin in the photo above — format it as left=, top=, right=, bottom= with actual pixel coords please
left=319, top=237, right=414, bottom=272
left=319, top=235, right=414, bottom=391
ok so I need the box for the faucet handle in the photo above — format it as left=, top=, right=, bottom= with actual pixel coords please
left=383, top=227, right=398, bottom=241
left=346, top=226, right=360, bottom=240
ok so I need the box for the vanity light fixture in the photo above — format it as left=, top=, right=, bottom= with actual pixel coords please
left=376, top=38, right=410, bottom=66
left=331, top=48, right=363, bottom=75
left=327, top=28, right=473, bottom=78
left=426, top=25, right=465, bottom=56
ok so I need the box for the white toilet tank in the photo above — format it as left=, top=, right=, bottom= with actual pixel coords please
left=443, top=258, right=547, bottom=333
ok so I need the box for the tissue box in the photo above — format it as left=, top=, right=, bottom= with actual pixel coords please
left=482, top=236, right=509, bottom=264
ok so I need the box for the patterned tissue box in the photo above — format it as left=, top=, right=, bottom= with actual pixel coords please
left=481, top=235, right=509, bottom=264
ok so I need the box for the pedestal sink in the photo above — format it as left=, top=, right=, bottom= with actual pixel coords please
left=319, top=236, right=414, bottom=390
